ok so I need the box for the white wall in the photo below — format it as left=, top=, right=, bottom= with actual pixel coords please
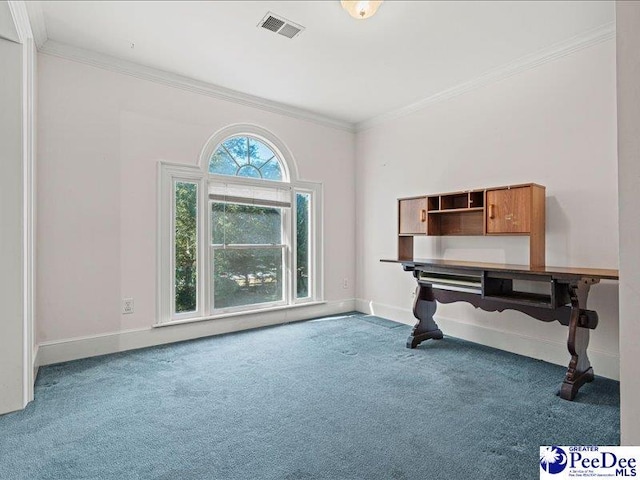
left=356, top=39, right=620, bottom=379
left=0, top=36, right=25, bottom=414
left=616, top=1, right=640, bottom=445
left=37, top=54, right=355, bottom=348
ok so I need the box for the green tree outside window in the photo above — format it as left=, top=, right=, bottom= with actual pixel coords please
left=174, top=182, right=198, bottom=313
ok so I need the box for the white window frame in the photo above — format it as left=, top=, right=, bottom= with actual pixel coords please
left=293, top=183, right=323, bottom=304
left=208, top=175, right=292, bottom=315
left=156, top=126, right=323, bottom=326
left=158, top=163, right=207, bottom=324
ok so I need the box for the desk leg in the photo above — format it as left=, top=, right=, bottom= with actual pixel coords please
left=407, top=285, right=444, bottom=348
left=560, top=280, right=596, bottom=401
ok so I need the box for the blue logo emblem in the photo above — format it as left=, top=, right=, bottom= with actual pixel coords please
left=540, top=446, right=568, bottom=474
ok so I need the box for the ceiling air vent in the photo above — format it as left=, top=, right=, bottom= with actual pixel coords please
left=258, top=12, right=305, bottom=39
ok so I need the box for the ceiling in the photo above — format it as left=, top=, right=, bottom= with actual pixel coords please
left=0, top=2, right=20, bottom=43
left=31, top=1, right=614, bottom=125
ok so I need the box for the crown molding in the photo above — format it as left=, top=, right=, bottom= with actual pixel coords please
left=356, top=21, right=616, bottom=132
left=7, top=1, right=33, bottom=43
left=39, top=40, right=356, bottom=133
left=37, top=19, right=615, bottom=135
left=23, top=0, right=47, bottom=48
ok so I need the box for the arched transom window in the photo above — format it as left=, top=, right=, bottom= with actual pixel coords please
left=209, top=136, right=285, bottom=181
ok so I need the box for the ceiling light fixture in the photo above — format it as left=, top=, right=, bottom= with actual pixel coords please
left=341, top=1, right=383, bottom=20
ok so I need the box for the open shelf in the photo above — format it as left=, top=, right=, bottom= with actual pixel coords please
left=469, top=191, right=484, bottom=208
left=428, top=210, right=484, bottom=236
left=441, top=193, right=468, bottom=210
left=483, top=292, right=553, bottom=308
left=482, top=274, right=569, bottom=309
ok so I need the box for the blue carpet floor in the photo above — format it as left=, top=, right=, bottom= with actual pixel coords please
left=0, top=313, right=619, bottom=480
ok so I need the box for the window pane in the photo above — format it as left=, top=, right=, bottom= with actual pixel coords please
left=209, top=149, right=238, bottom=176
left=221, top=137, right=249, bottom=166
left=296, top=192, right=311, bottom=298
left=174, top=182, right=198, bottom=313
left=209, top=136, right=283, bottom=181
left=236, top=164, right=262, bottom=178
left=249, top=138, right=283, bottom=181
left=249, top=138, right=275, bottom=165
left=211, top=202, right=282, bottom=245
left=213, top=248, right=283, bottom=309
left=260, top=160, right=283, bottom=181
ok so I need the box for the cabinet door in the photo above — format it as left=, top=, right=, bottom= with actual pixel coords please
left=486, top=187, right=531, bottom=234
left=399, top=197, right=427, bottom=234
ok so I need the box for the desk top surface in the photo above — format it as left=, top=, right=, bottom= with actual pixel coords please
left=380, top=258, right=619, bottom=280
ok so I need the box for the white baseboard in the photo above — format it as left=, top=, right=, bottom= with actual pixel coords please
left=356, top=299, right=620, bottom=381
left=37, top=299, right=356, bottom=367
left=36, top=297, right=620, bottom=381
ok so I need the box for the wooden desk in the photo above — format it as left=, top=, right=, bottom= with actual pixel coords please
left=380, top=258, right=619, bottom=401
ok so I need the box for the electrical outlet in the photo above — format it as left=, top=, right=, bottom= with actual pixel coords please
left=343, top=278, right=349, bottom=289
left=122, top=298, right=134, bottom=314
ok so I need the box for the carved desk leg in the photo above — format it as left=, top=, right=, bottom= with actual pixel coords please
left=560, top=279, right=599, bottom=401
left=407, top=284, right=444, bottom=349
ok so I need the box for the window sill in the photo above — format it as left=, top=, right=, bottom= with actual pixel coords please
left=153, top=300, right=327, bottom=328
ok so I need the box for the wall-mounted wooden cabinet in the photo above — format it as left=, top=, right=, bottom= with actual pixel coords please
left=487, top=186, right=530, bottom=234
left=397, top=183, right=545, bottom=267
left=398, top=197, right=427, bottom=235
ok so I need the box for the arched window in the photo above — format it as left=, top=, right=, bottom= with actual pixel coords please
left=209, top=136, right=284, bottom=181
left=158, top=126, right=321, bottom=325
